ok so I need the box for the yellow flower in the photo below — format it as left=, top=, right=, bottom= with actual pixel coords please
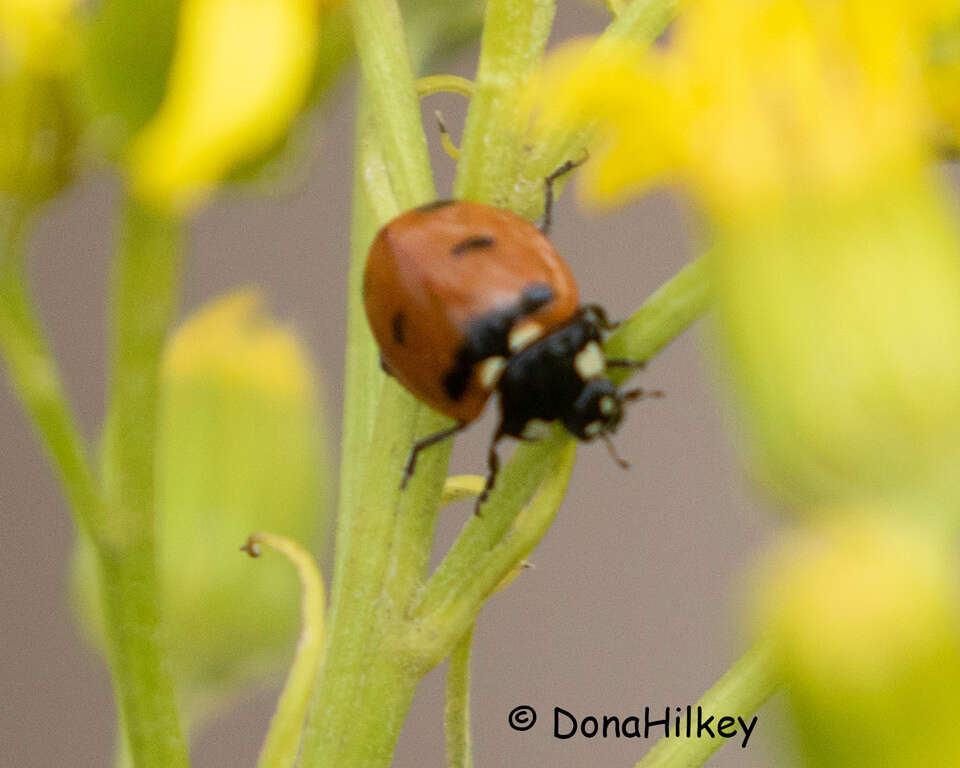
left=0, top=0, right=78, bottom=76
left=539, top=1, right=960, bottom=508
left=0, top=0, right=78, bottom=203
left=537, top=0, right=951, bottom=218
left=750, top=512, right=960, bottom=768
left=127, top=0, right=319, bottom=213
left=927, top=13, right=960, bottom=149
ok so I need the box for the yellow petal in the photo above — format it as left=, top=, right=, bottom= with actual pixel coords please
left=0, top=0, right=78, bottom=75
left=128, top=0, right=319, bottom=213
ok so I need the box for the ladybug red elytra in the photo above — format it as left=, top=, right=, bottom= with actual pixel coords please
left=363, top=160, right=652, bottom=511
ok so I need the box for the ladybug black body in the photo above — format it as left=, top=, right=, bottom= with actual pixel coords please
left=363, top=163, right=646, bottom=510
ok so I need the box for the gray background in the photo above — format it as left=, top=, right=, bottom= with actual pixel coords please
left=1, top=4, right=780, bottom=766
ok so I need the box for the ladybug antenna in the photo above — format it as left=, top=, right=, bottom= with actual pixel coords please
left=601, top=432, right=630, bottom=469
left=620, top=387, right=664, bottom=403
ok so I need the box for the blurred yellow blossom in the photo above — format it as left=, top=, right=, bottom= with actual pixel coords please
left=0, top=0, right=78, bottom=204
left=538, top=1, right=960, bottom=508
left=0, top=0, right=78, bottom=76
left=535, top=0, right=954, bottom=217
left=751, top=512, right=960, bottom=767
left=164, top=290, right=312, bottom=400
left=127, top=0, right=320, bottom=213
left=927, top=13, right=960, bottom=148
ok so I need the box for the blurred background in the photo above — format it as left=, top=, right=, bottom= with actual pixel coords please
left=0, top=3, right=779, bottom=766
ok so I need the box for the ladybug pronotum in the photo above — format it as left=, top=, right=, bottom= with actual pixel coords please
left=363, top=161, right=651, bottom=512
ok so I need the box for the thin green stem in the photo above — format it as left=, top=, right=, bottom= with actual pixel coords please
left=100, top=193, right=188, bottom=768
left=416, top=75, right=474, bottom=99
left=454, top=0, right=556, bottom=204
left=445, top=625, right=476, bottom=768
left=635, top=638, right=778, bottom=768
left=0, top=207, right=104, bottom=543
left=244, top=533, right=326, bottom=768
left=403, top=441, right=575, bottom=666
left=410, top=435, right=567, bottom=622
left=441, top=475, right=486, bottom=507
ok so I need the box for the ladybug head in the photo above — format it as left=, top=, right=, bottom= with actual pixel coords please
left=564, top=377, right=626, bottom=441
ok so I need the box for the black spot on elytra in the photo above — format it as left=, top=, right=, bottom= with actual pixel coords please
left=416, top=199, right=455, bottom=212
left=392, top=312, right=406, bottom=345
left=450, top=235, right=495, bottom=257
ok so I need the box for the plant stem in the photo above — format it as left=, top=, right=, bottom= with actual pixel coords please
left=454, top=0, right=556, bottom=204
left=403, top=441, right=576, bottom=666
left=244, top=533, right=326, bottom=768
left=300, top=0, right=455, bottom=762
left=605, top=254, right=711, bottom=373
left=635, top=638, right=778, bottom=768
left=100, top=194, right=189, bottom=768
left=0, top=207, right=104, bottom=542
left=445, top=625, right=476, bottom=768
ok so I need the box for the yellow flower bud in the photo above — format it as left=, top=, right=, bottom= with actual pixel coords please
left=127, top=0, right=319, bottom=213
left=74, top=291, right=328, bottom=722
left=750, top=512, right=960, bottom=768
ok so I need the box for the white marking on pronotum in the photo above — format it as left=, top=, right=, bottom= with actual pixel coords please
left=599, top=395, right=616, bottom=416
left=521, top=419, right=553, bottom=440
left=584, top=420, right=604, bottom=437
left=508, top=321, right=543, bottom=352
left=574, top=341, right=605, bottom=380
left=479, top=356, right=507, bottom=388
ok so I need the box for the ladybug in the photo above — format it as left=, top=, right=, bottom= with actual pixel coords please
left=363, top=160, right=652, bottom=511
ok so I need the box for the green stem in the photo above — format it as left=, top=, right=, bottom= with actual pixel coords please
left=604, top=254, right=711, bottom=374
left=403, top=441, right=575, bottom=666
left=300, top=1, right=452, bottom=763
left=299, top=380, right=427, bottom=765
left=635, top=639, right=778, bottom=768
left=454, top=0, right=556, bottom=204
left=0, top=207, right=105, bottom=543
left=445, top=625, right=476, bottom=768
left=100, top=193, right=189, bottom=768
left=244, top=533, right=326, bottom=768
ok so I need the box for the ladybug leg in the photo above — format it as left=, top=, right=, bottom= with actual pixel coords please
left=621, top=387, right=664, bottom=401
left=402, top=421, right=468, bottom=489
left=540, top=151, right=590, bottom=235
left=601, top=433, right=631, bottom=469
left=475, top=435, right=504, bottom=515
left=606, top=358, right=646, bottom=370
left=578, top=303, right=619, bottom=330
